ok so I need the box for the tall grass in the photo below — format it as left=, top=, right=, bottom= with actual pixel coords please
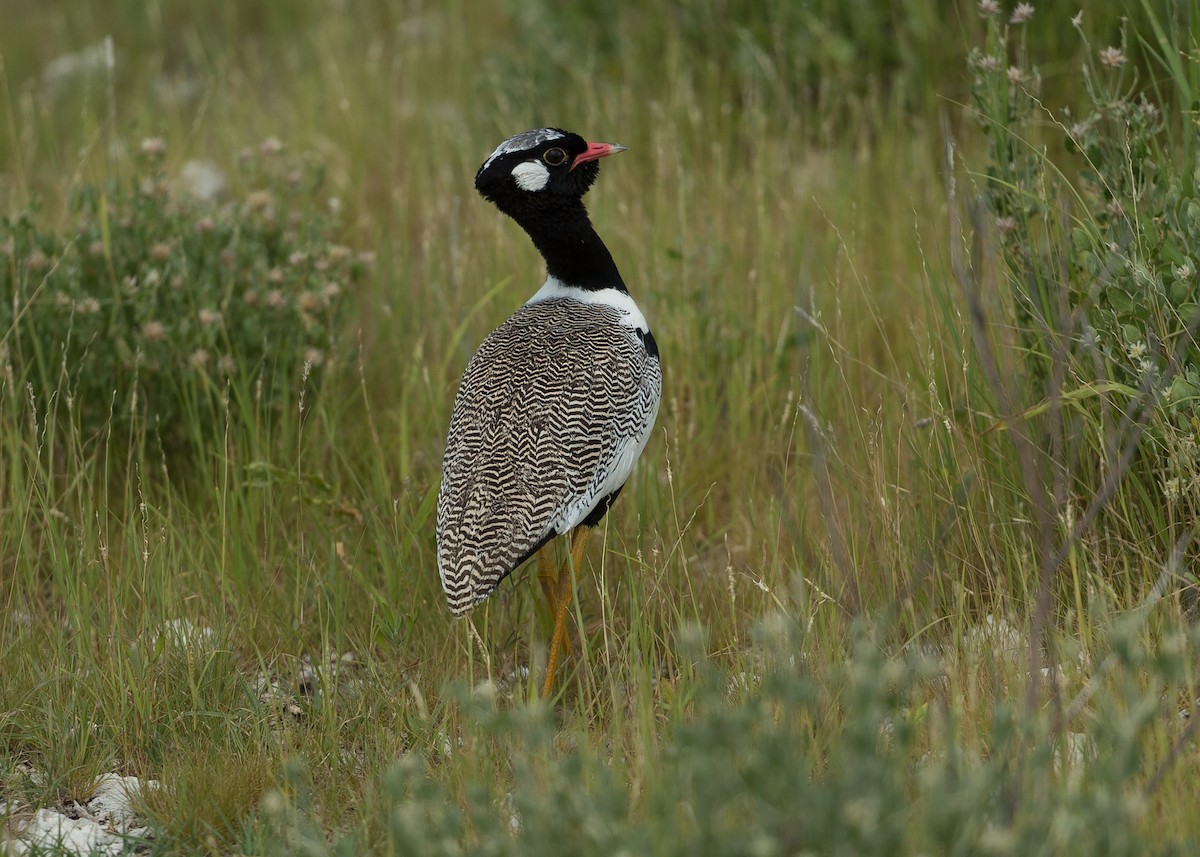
left=3, top=0, right=1200, bottom=853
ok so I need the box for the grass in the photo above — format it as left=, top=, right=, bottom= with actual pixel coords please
left=3, top=0, right=1200, bottom=853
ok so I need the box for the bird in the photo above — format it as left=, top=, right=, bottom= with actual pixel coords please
left=436, top=127, right=662, bottom=696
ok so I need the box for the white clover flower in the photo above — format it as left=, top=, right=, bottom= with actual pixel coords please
left=188, top=349, right=211, bottom=370
left=1174, top=260, right=1194, bottom=280
left=1010, top=3, right=1035, bottom=24
left=246, top=190, right=273, bottom=211
left=1006, top=66, right=1027, bottom=84
left=142, top=321, right=167, bottom=342
left=75, top=297, right=101, bottom=315
left=140, top=137, right=166, bottom=155
left=1100, top=46, right=1127, bottom=68
left=297, top=292, right=323, bottom=313
left=260, top=136, right=284, bottom=155
left=198, top=308, right=222, bottom=327
left=1163, top=477, right=1182, bottom=502
left=978, top=0, right=1000, bottom=16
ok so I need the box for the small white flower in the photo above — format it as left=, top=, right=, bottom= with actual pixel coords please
left=199, top=308, right=222, bottom=327
left=260, top=136, right=284, bottom=155
left=188, top=349, right=211, bottom=370
left=978, top=0, right=1001, bottom=16
left=1007, top=66, right=1027, bottom=84
left=1174, top=260, right=1194, bottom=280
left=1100, top=46, right=1127, bottom=68
left=1125, top=341, right=1148, bottom=360
left=1010, top=3, right=1035, bottom=24
left=140, top=137, right=166, bottom=155
left=1163, top=477, right=1182, bottom=502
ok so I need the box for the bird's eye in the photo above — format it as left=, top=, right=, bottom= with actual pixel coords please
left=542, top=147, right=568, bottom=166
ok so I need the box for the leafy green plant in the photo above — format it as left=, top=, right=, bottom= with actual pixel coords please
left=965, top=2, right=1200, bottom=538
left=254, top=620, right=1193, bottom=856
left=0, top=138, right=366, bottom=453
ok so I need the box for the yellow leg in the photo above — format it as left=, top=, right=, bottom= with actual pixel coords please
left=536, top=545, right=558, bottom=615
left=536, top=543, right=574, bottom=660
left=542, top=526, right=591, bottom=698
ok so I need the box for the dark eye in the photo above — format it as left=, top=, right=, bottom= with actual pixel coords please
left=543, top=147, right=568, bottom=166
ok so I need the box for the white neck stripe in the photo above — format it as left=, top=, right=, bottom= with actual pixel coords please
left=525, top=276, right=649, bottom=332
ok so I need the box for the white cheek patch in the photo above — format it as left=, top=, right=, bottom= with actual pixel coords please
left=511, top=161, right=550, bottom=192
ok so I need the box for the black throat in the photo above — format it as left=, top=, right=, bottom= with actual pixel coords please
left=516, top=200, right=626, bottom=293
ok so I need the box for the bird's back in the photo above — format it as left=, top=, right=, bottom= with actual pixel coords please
left=436, top=296, right=661, bottom=614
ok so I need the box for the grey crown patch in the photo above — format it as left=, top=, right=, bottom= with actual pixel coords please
left=482, top=128, right=566, bottom=171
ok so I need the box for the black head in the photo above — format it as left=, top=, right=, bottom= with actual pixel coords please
left=474, top=128, right=627, bottom=217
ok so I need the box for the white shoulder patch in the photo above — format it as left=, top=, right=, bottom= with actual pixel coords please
left=526, top=276, right=650, bottom=332
left=511, top=161, right=550, bottom=192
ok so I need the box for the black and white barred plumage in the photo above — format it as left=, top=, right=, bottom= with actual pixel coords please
left=436, top=129, right=661, bottom=615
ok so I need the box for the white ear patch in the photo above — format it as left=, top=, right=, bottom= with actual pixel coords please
left=511, top=161, right=550, bottom=192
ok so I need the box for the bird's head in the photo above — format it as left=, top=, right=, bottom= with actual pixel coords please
left=474, top=128, right=627, bottom=215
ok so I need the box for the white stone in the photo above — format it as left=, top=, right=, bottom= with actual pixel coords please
left=150, top=618, right=216, bottom=649
left=41, top=38, right=115, bottom=95
left=179, top=160, right=226, bottom=200
left=86, top=774, right=152, bottom=826
left=5, top=808, right=124, bottom=856
left=962, top=614, right=1026, bottom=666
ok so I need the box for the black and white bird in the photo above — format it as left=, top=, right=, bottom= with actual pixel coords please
left=436, top=128, right=661, bottom=695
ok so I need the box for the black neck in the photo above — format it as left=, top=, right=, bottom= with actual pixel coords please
left=518, top=200, right=626, bottom=293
